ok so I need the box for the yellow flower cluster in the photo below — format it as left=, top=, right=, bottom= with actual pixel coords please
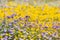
left=0, top=2, right=60, bottom=21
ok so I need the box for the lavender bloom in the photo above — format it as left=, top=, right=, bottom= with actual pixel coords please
left=9, top=23, right=12, bottom=25
left=39, top=24, right=42, bottom=26
left=8, top=30, right=13, bottom=34
left=52, top=33, right=56, bottom=37
left=41, top=32, right=45, bottom=37
left=8, top=30, right=12, bottom=33
left=11, top=14, right=16, bottom=18
left=44, top=26, right=48, bottom=28
left=13, top=20, right=18, bottom=24
left=7, top=16, right=11, bottom=18
left=8, top=23, right=12, bottom=27
left=5, top=36, right=8, bottom=39
left=10, top=32, right=14, bottom=34
left=19, top=17, right=24, bottom=20
left=8, top=22, right=14, bottom=27
left=4, top=29, right=7, bottom=33
left=53, top=26, right=56, bottom=29
left=3, top=36, right=8, bottom=40
left=3, top=38, right=8, bottom=40
left=41, top=32, right=48, bottom=38
left=13, top=21, right=17, bottom=24
left=52, top=32, right=58, bottom=37
left=24, top=23, right=26, bottom=26
left=12, top=14, right=16, bottom=16
left=14, top=20, right=17, bottom=22
left=53, top=25, right=60, bottom=29
left=8, top=28, right=14, bottom=34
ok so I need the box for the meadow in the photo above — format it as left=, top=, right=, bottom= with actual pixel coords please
left=0, top=0, right=60, bottom=40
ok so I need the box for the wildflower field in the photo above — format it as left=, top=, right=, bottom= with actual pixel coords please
left=0, top=0, right=60, bottom=40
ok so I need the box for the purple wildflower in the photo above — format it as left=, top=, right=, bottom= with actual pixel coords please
left=53, top=25, right=60, bottom=29
left=41, top=32, right=48, bottom=38
left=7, top=16, right=11, bottom=18
left=3, top=38, right=8, bottom=40
left=8, top=30, right=13, bottom=34
left=13, top=20, right=18, bottom=24
left=4, top=29, right=7, bottom=33
left=44, top=26, right=48, bottom=28
left=41, top=32, right=45, bottom=37
left=19, top=17, right=24, bottom=20
left=39, top=24, right=42, bottom=26
left=8, top=23, right=12, bottom=26
left=3, top=36, right=8, bottom=40
left=11, top=14, right=16, bottom=18
left=52, top=32, right=58, bottom=37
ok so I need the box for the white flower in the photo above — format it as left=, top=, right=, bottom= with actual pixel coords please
left=19, top=38, right=24, bottom=40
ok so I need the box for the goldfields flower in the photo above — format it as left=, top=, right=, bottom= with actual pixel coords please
left=0, top=9, right=4, bottom=20
left=0, top=36, right=2, bottom=38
